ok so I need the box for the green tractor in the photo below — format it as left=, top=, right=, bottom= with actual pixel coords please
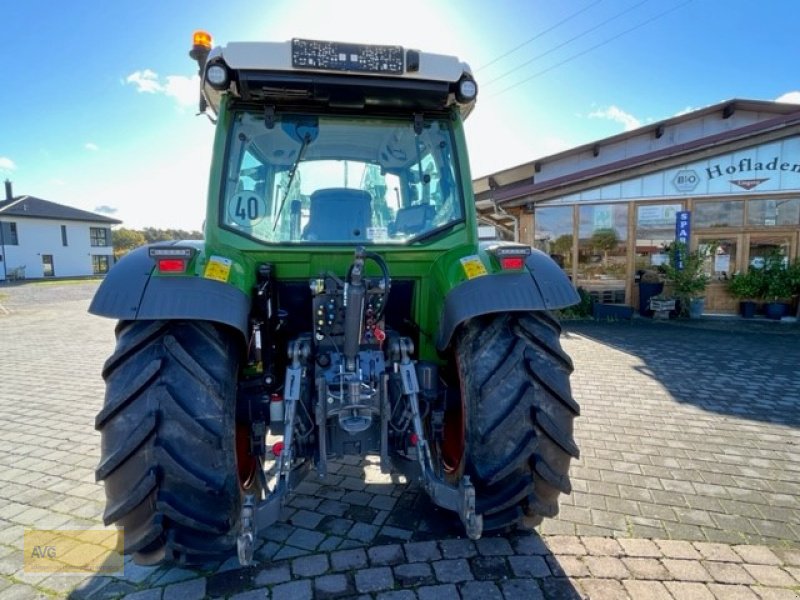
left=89, top=32, right=580, bottom=566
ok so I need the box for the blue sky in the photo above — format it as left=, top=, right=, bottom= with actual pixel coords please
left=2, top=0, right=799, bottom=229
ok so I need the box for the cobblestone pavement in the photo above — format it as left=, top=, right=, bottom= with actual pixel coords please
left=0, top=281, right=797, bottom=599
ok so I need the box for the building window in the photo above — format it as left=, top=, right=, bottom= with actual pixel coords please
left=747, top=199, right=800, bottom=226
left=634, top=203, right=683, bottom=271
left=533, top=206, right=574, bottom=271
left=577, top=204, right=629, bottom=303
left=1, top=222, right=18, bottom=245
left=694, top=200, right=744, bottom=228
left=42, top=255, right=55, bottom=277
left=92, top=255, right=110, bottom=274
left=90, top=227, right=110, bottom=247
left=61, top=225, right=68, bottom=246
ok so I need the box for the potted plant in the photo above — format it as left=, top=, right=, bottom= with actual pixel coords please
left=727, top=269, right=765, bottom=318
left=663, top=242, right=709, bottom=318
left=636, top=268, right=664, bottom=317
left=763, top=265, right=793, bottom=319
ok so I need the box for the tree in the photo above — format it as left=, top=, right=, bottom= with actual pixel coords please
left=112, top=228, right=147, bottom=258
left=589, top=228, right=618, bottom=266
left=552, top=234, right=573, bottom=266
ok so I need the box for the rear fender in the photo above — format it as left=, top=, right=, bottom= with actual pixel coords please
left=436, top=249, right=578, bottom=352
left=88, top=246, right=250, bottom=340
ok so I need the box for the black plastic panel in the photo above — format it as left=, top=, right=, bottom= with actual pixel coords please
left=292, top=39, right=403, bottom=73
left=436, top=250, right=579, bottom=352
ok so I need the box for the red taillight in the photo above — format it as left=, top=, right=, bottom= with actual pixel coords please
left=500, top=256, right=525, bottom=270
left=157, top=258, right=187, bottom=272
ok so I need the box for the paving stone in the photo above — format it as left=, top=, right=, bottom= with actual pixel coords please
left=417, top=584, right=458, bottom=600
left=375, top=591, right=416, bottom=600
left=706, top=583, right=760, bottom=600
left=285, top=528, right=326, bottom=550
left=270, top=579, right=312, bottom=600
left=120, top=590, right=163, bottom=600
left=539, top=577, right=583, bottom=600
left=545, top=554, right=589, bottom=578
left=622, top=580, right=673, bottom=600
left=663, top=581, right=716, bottom=600
left=368, top=543, right=405, bottom=566
left=404, top=540, right=441, bottom=562
left=394, top=561, right=435, bottom=587
left=749, top=587, right=800, bottom=600
left=583, top=555, right=630, bottom=579
left=656, top=539, right=702, bottom=559
left=617, top=538, right=662, bottom=558
left=469, top=556, right=512, bottom=581
left=162, top=578, right=206, bottom=600
left=314, top=573, right=352, bottom=599
left=773, top=547, right=800, bottom=567
left=459, top=580, right=504, bottom=600
left=292, top=553, right=329, bottom=577
left=438, top=538, right=477, bottom=559
left=348, top=522, right=379, bottom=543
left=507, top=555, right=550, bottom=578
left=273, top=545, right=310, bottom=560
left=475, top=536, right=513, bottom=556
left=663, top=559, right=714, bottom=582
left=501, top=579, right=546, bottom=600
left=511, top=534, right=549, bottom=555
left=733, top=545, right=783, bottom=565
left=289, top=509, right=325, bottom=529
left=432, top=558, right=473, bottom=583
left=354, top=567, right=394, bottom=593
left=254, top=564, right=291, bottom=586
left=622, top=557, right=672, bottom=580
left=577, top=578, right=631, bottom=599
left=581, top=536, right=623, bottom=556
left=741, top=563, right=797, bottom=587
left=545, top=535, right=587, bottom=556
left=228, top=590, right=269, bottom=600
left=330, top=548, right=368, bottom=571
left=703, top=560, right=756, bottom=585
left=694, top=542, right=745, bottom=562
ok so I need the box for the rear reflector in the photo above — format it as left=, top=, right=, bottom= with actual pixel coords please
left=500, top=256, right=525, bottom=270
left=157, top=258, right=187, bottom=272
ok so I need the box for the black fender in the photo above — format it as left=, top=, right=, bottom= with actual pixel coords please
left=88, top=246, right=250, bottom=340
left=436, top=249, right=579, bottom=352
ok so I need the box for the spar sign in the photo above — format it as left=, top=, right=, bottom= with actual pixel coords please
left=674, top=211, right=691, bottom=270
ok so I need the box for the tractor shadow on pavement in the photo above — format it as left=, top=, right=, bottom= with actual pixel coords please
left=68, top=458, right=584, bottom=599
left=563, top=319, right=800, bottom=428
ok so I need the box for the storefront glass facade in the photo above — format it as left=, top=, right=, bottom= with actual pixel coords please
left=531, top=137, right=800, bottom=314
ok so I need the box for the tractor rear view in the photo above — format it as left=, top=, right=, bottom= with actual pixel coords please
left=89, top=32, right=580, bottom=566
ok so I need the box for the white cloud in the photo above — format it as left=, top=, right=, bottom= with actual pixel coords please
left=588, top=105, right=642, bottom=131
left=0, top=157, right=17, bottom=171
left=776, top=91, right=800, bottom=104
left=125, top=70, right=199, bottom=109
left=126, top=69, right=162, bottom=93
left=85, top=142, right=99, bottom=152
left=163, top=75, right=200, bottom=108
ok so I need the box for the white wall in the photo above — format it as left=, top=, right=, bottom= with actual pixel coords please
left=0, top=217, right=113, bottom=280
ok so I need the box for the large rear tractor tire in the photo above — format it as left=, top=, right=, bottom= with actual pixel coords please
left=448, top=312, right=580, bottom=532
left=95, top=320, right=259, bottom=565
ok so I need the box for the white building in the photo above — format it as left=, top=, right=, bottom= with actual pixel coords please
left=0, top=181, right=120, bottom=281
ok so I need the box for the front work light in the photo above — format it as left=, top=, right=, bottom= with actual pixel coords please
left=206, top=63, right=230, bottom=89
left=456, top=76, right=478, bottom=103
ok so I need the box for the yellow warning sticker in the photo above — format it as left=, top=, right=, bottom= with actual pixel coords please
left=460, top=255, right=488, bottom=279
left=204, top=256, right=233, bottom=282
left=24, top=529, right=124, bottom=574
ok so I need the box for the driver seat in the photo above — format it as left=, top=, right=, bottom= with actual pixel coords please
left=303, top=188, right=372, bottom=241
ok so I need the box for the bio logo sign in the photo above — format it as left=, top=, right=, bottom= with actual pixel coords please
left=672, top=170, right=700, bottom=192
